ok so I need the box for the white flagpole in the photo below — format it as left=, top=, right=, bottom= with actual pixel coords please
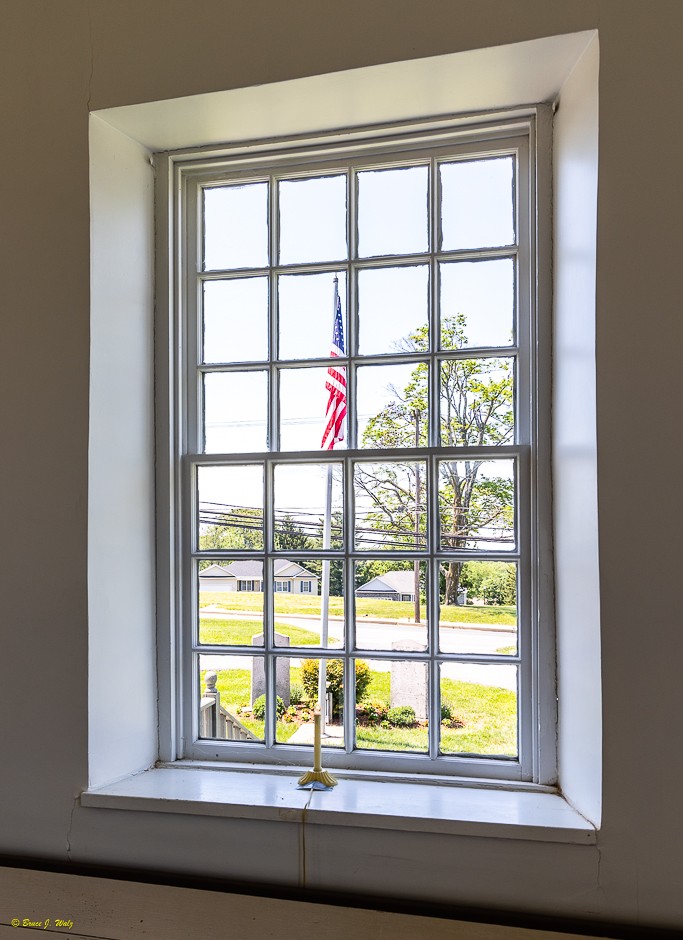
left=318, top=276, right=339, bottom=733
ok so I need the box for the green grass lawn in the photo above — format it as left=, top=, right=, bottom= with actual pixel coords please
left=199, top=617, right=323, bottom=647
left=200, top=591, right=516, bottom=626
left=202, top=664, right=516, bottom=756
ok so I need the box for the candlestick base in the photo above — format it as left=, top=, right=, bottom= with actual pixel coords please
left=297, top=769, right=338, bottom=788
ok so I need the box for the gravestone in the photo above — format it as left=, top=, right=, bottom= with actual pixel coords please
left=251, top=632, right=290, bottom=707
left=390, top=640, right=428, bottom=719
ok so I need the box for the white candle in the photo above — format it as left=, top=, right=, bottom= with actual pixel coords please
left=313, top=713, right=322, bottom=772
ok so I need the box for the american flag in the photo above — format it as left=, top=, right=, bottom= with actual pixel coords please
left=321, top=282, right=346, bottom=450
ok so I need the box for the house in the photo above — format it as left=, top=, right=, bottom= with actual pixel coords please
left=4, top=2, right=683, bottom=937
left=199, top=560, right=318, bottom=594
left=356, top=569, right=467, bottom=605
left=356, top=570, right=416, bottom=602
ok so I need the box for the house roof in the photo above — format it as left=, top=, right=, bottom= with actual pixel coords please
left=199, top=560, right=317, bottom=579
left=356, top=569, right=415, bottom=594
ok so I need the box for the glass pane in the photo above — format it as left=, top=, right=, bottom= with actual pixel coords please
left=354, top=461, right=427, bottom=551
left=440, top=259, right=514, bottom=349
left=357, top=362, right=428, bottom=449
left=273, top=463, right=343, bottom=550
left=440, top=663, right=517, bottom=757
left=279, top=367, right=346, bottom=452
left=197, top=464, right=264, bottom=550
left=203, top=277, right=268, bottom=364
left=198, top=558, right=264, bottom=646
left=203, top=370, right=268, bottom=453
left=355, top=658, right=429, bottom=752
left=203, top=183, right=268, bottom=271
left=275, top=657, right=345, bottom=746
left=440, top=157, right=514, bottom=250
left=357, top=165, right=428, bottom=257
left=438, top=561, right=517, bottom=655
left=438, top=459, right=515, bottom=551
left=278, top=271, right=347, bottom=360
left=439, top=357, right=514, bottom=447
left=198, top=654, right=264, bottom=742
left=358, top=265, right=429, bottom=356
left=354, top=561, right=427, bottom=651
left=279, top=175, right=347, bottom=264
left=273, top=559, right=344, bottom=648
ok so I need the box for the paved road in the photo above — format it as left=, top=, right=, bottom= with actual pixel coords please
left=199, top=608, right=518, bottom=690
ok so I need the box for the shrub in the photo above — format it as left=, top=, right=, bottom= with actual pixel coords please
left=387, top=705, right=416, bottom=727
left=441, top=701, right=452, bottom=721
left=300, top=659, right=372, bottom=714
left=357, top=699, right=389, bottom=725
left=289, top=684, right=304, bottom=706
left=252, top=694, right=285, bottom=720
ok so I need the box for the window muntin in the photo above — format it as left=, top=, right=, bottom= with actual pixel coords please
left=177, top=121, right=540, bottom=780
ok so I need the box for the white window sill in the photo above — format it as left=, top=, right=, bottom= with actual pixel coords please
left=81, top=765, right=596, bottom=845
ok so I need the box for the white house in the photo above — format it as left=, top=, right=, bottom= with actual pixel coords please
left=355, top=570, right=416, bottom=602
left=199, top=559, right=319, bottom=594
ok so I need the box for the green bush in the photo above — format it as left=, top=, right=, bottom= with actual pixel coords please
left=441, top=701, right=452, bottom=721
left=387, top=705, right=416, bottom=727
left=289, top=684, right=304, bottom=705
left=300, top=659, right=372, bottom=714
left=252, top=694, right=285, bottom=720
left=357, top=699, right=389, bottom=725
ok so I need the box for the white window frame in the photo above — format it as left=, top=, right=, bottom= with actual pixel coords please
left=158, top=112, right=555, bottom=785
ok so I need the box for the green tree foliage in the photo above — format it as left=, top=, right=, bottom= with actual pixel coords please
left=359, top=315, right=514, bottom=604
left=460, top=561, right=517, bottom=606
left=199, top=507, right=264, bottom=561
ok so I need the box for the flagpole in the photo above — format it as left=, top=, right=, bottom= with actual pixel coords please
left=318, top=276, right=339, bottom=733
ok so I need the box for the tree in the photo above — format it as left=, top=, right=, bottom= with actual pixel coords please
left=198, top=506, right=264, bottom=557
left=460, top=560, right=516, bottom=606
left=358, top=315, right=514, bottom=604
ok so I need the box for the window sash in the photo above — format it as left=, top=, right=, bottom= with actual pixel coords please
left=162, top=115, right=549, bottom=782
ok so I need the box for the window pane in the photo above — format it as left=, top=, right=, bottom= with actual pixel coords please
left=197, top=464, right=264, bottom=550
left=357, top=362, right=428, bottom=449
left=275, top=657, right=345, bottom=746
left=357, top=165, right=428, bottom=257
left=279, top=175, right=347, bottom=264
left=278, top=271, right=347, bottom=361
left=440, top=663, right=517, bottom=757
left=356, top=658, right=429, bottom=752
left=273, top=463, right=343, bottom=550
left=199, top=655, right=264, bottom=741
left=438, top=459, right=515, bottom=551
left=358, top=265, right=429, bottom=356
left=439, top=357, right=514, bottom=447
left=440, top=157, right=514, bottom=250
left=439, top=560, right=517, bottom=655
left=354, top=561, right=427, bottom=651
left=273, top=559, right=344, bottom=648
left=355, top=461, right=427, bottom=551
left=279, top=367, right=346, bottom=452
left=203, top=183, right=268, bottom=271
left=203, top=370, right=268, bottom=453
left=440, top=259, right=514, bottom=349
left=203, top=277, right=268, bottom=364
left=198, top=558, right=264, bottom=646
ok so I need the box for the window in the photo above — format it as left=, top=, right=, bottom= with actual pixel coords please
left=170, top=115, right=547, bottom=781
left=237, top=579, right=255, bottom=592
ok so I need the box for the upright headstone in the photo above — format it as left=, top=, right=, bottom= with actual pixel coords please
left=252, top=632, right=291, bottom=707
left=390, top=640, right=428, bottom=719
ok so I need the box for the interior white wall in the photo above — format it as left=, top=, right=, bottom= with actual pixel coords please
left=1, top=0, right=683, bottom=932
left=88, top=116, right=157, bottom=787
left=553, top=38, right=601, bottom=826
